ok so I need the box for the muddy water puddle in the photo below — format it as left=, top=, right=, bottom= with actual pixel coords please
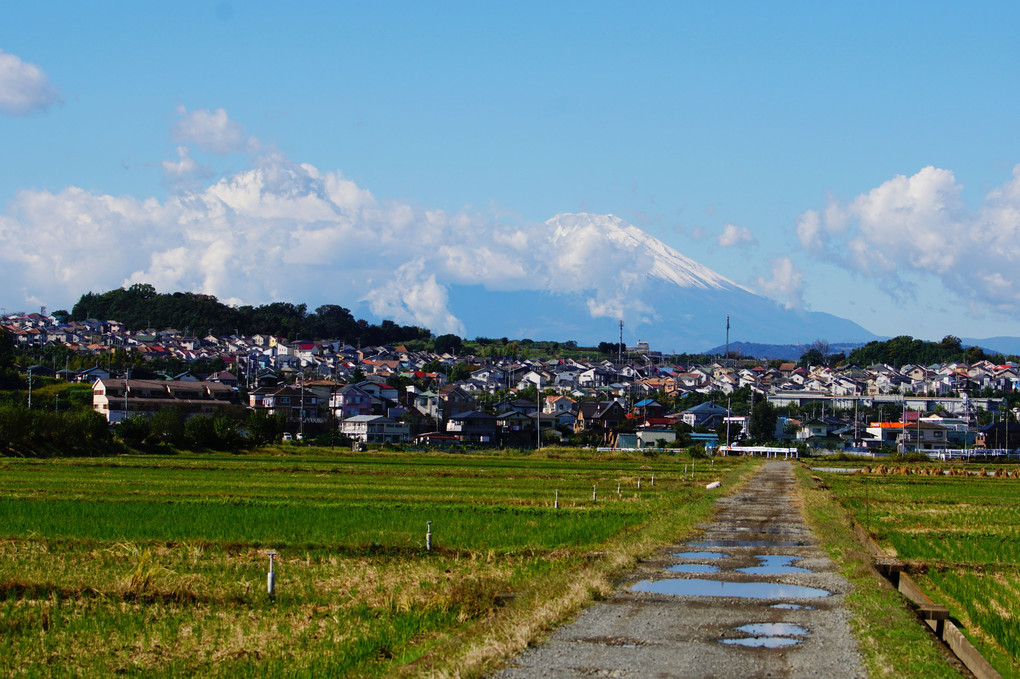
left=722, top=636, right=802, bottom=648
left=671, top=551, right=726, bottom=559
left=630, top=579, right=832, bottom=599
left=690, top=539, right=806, bottom=548
left=666, top=563, right=720, bottom=574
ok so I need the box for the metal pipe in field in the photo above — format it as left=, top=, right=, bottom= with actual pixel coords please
left=267, top=551, right=277, bottom=595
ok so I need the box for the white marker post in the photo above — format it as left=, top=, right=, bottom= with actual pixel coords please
left=267, top=551, right=277, bottom=596
left=426, top=521, right=432, bottom=552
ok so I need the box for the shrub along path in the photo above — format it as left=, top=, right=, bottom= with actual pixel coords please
left=493, top=460, right=866, bottom=678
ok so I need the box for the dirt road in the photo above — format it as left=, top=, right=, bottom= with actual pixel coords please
left=493, top=460, right=865, bottom=678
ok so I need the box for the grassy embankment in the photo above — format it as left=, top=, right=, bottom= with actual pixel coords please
left=0, top=448, right=757, bottom=677
left=802, top=461, right=1020, bottom=679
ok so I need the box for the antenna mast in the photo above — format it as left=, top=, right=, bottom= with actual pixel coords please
left=618, top=320, right=624, bottom=364
left=725, top=315, right=730, bottom=362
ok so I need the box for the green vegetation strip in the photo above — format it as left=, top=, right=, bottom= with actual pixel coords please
left=0, top=449, right=751, bottom=678
left=810, top=462, right=1020, bottom=679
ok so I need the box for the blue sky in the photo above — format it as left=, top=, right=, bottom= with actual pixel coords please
left=4, top=2, right=1020, bottom=343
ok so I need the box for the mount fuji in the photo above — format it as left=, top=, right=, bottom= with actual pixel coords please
left=430, top=213, right=877, bottom=352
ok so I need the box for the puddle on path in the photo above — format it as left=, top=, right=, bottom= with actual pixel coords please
left=630, top=579, right=832, bottom=599
left=737, top=623, right=808, bottom=636
left=738, top=555, right=811, bottom=575
left=666, top=563, right=720, bottom=574
left=671, top=551, right=726, bottom=559
left=771, top=603, right=812, bottom=610
left=690, top=539, right=807, bottom=548
left=722, top=636, right=802, bottom=648
left=720, top=622, right=808, bottom=648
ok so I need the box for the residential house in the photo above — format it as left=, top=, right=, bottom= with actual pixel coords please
left=680, top=401, right=730, bottom=429
left=340, top=415, right=410, bottom=444
left=93, top=378, right=239, bottom=423
left=330, top=384, right=373, bottom=419
left=574, top=400, right=626, bottom=440
left=446, top=410, right=498, bottom=444
left=251, top=385, right=320, bottom=425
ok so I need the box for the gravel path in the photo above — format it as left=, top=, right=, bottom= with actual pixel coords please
left=493, top=460, right=866, bottom=678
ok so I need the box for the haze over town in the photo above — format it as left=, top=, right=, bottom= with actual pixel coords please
left=4, top=3, right=1020, bottom=346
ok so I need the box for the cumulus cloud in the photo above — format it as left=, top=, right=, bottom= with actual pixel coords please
left=798, top=165, right=1020, bottom=312
left=0, top=49, right=62, bottom=115
left=1, top=142, right=703, bottom=333
left=717, top=223, right=756, bottom=248
left=160, top=145, right=212, bottom=189
left=172, top=106, right=259, bottom=154
left=757, top=257, right=804, bottom=309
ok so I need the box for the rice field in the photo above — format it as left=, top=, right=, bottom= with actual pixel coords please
left=815, top=463, right=1020, bottom=678
left=0, top=449, right=747, bottom=677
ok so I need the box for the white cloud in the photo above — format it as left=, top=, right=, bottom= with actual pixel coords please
left=798, top=165, right=1020, bottom=313
left=0, top=108, right=755, bottom=334
left=757, top=257, right=804, bottom=309
left=717, top=223, right=756, bottom=248
left=0, top=149, right=686, bottom=333
left=0, top=49, right=62, bottom=115
left=796, top=210, right=823, bottom=252
left=362, top=259, right=466, bottom=335
left=172, top=106, right=259, bottom=154
left=160, top=145, right=212, bottom=189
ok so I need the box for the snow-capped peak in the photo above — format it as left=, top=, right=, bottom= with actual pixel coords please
left=545, top=212, right=752, bottom=292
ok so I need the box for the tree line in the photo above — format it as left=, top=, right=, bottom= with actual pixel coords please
left=843, top=335, right=1002, bottom=368
left=70, top=284, right=431, bottom=344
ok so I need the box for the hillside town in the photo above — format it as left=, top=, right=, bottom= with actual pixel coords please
left=5, top=311, right=1018, bottom=454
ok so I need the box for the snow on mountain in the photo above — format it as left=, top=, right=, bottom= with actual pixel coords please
left=444, top=212, right=878, bottom=351
left=546, top=212, right=750, bottom=292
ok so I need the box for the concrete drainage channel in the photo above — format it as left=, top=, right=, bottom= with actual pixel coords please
left=493, top=461, right=864, bottom=678
left=850, top=522, right=1003, bottom=679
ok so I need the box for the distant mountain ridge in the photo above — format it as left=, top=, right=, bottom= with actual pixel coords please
left=704, top=341, right=871, bottom=361
left=443, top=213, right=879, bottom=351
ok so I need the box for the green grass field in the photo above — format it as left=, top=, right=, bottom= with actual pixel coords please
left=815, top=463, right=1020, bottom=678
left=0, top=448, right=749, bottom=677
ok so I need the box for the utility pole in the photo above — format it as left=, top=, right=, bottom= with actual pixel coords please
left=299, top=377, right=305, bottom=441
left=725, top=396, right=731, bottom=449
left=330, top=381, right=336, bottom=450
left=536, top=383, right=541, bottom=451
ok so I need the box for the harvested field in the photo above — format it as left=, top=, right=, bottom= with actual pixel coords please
left=0, top=449, right=747, bottom=677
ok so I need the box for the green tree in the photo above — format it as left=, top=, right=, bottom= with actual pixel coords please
left=246, top=409, right=285, bottom=446
left=750, top=399, right=778, bottom=443
left=433, top=334, right=463, bottom=355
left=0, top=328, right=18, bottom=388
left=116, top=416, right=151, bottom=448
left=148, top=408, right=186, bottom=446
left=185, top=415, right=218, bottom=449
left=449, top=362, right=472, bottom=382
